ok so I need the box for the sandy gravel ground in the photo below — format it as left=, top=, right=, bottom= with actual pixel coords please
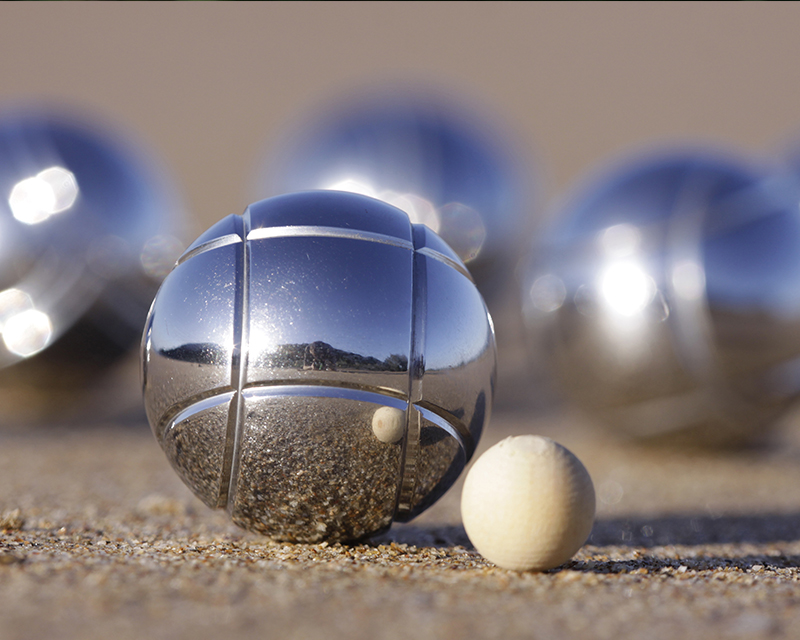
left=4, top=391, right=800, bottom=640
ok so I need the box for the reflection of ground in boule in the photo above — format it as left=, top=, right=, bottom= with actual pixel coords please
left=232, top=395, right=402, bottom=543
left=162, top=400, right=229, bottom=508
left=405, top=420, right=463, bottom=517
left=144, top=355, right=231, bottom=434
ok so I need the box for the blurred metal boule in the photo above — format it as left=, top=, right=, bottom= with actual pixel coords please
left=253, top=88, right=533, bottom=304
left=523, top=149, right=800, bottom=446
left=142, top=191, right=496, bottom=542
left=0, top=106, right=186, bottom=422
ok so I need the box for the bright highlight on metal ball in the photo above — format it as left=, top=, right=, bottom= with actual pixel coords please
left=524, top=149, right=800, bottom=445
left=142, top=190, right=496, bottom=542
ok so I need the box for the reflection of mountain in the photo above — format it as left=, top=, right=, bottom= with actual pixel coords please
left=159, top=342, right=227, bottom=364
left=160, top=341, right=408, bottom=373
left=268, top=341, right=408, bottom=372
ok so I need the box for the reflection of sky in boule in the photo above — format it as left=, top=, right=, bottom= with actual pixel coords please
left=247, top=235, right=413, bottom=363
left=147, top=241, right=237, bottom=359
left=424, top=257, right=493, bottom=371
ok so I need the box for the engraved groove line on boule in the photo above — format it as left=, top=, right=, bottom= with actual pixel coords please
left=222, top=210, right=251, bottom=510
left=175, top=225, right=473, bottom=280
left=396, top=226, right=427, bottom=517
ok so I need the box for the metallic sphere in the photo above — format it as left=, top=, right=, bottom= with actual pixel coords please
left=142, top=190, right=496, bottom=542
left=253, top=91, right=531, bottom=298
left=0, top=107, right=184, bottom=419
left=523, top=150, right=800, bottom=445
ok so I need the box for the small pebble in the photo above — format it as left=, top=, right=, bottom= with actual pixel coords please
left=460, top=435, right=595, bottom=571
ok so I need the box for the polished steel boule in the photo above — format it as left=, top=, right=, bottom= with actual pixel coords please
left=142, top=190, right=496, bottom=542
left=524, top=149, right=800, bottom=445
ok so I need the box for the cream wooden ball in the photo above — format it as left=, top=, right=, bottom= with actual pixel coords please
left=461, top=435, right=595, bottom=571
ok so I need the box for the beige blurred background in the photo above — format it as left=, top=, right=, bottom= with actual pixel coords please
left=2, top=2, right=798, bottom=235
left=3, top=1, right=799, bottom=417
